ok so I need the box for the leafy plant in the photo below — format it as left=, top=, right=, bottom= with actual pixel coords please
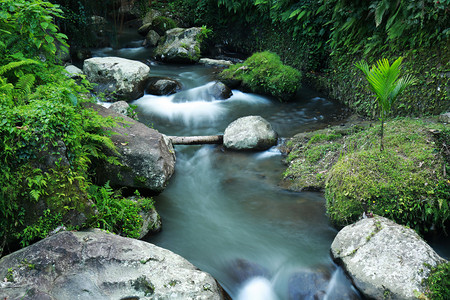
left=89, top=183, right=155, bottom=239
left=355, top=57, right=416, bottom=151
left=424, top=261, right=450, bottom=300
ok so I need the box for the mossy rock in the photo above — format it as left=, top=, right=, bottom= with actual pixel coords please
left=324, top=119, right=450, bottom=233
left=219, top=51, right=302, bottom=101
left=151, top=16, right=177, bottom=36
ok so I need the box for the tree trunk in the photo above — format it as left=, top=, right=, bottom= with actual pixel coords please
left=168, top=135, right=223, bottom=145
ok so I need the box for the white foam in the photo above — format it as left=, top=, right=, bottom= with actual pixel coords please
left=236, top=277, right=279, bottom=300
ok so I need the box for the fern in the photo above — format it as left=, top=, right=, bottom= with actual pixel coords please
left=14, top=74, right=35, bottom=104
left=0, top=60, right=40, bottom=76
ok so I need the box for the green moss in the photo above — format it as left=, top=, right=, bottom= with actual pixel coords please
left=219, top=51, right=302, bottom=101
left=324, top=119, right=450, bottom=233
left=151, top=16, right=177, bottom=35
left=134, top=175, right=148, bottom=186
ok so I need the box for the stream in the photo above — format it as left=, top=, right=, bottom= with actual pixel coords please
left=93, top=44, right=359, bottom=298
left=90, top=30, right=407, bottom=299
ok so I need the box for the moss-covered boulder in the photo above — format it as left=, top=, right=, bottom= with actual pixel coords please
left=284, top=118, right=450, bottom=233
left=154, top=27, right=203, bottom=64
left=151, top=16, right=177, bottom=36
left=219, top=51, right=302, bottom=101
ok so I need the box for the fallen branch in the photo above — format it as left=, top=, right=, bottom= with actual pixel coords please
left=168, top=135, right=223, bottom=145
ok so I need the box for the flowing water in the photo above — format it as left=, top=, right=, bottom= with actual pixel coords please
left=92, top=40, right=361, bottom=299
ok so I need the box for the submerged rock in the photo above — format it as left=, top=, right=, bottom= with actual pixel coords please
left=86, top=103, right=176, bottom=194
left=83, top=56, right=150, bottom=102
left=146, top=77, right=182, bottom=95
left=224, top=116, right=278, bottom=151
left=0, top=230, right=226, bottom=299
left=331, top=216, right=446, bottom=299
left=210, top=81, right=232, bottom=100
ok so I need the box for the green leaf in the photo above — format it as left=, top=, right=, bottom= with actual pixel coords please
left=40, top=22, right=49, bottom=29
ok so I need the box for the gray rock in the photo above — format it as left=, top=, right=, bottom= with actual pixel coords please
left=64, top=65, right=83, bottom=78
left=142, top=9, right=162, bottom=26
left=439, top=112, right=450, bottom=123
left=224, top=116, right=278, bottom=151
left=210, top=81, right=232, bottom=100
left=83, top=57, right=150, bottom=102
left=86, top=103, right=176, bottom=194
left=155, top=27, right=203, bottom=64
left=108, top=100, right=130, bottom=116
left=331, top=216, right=446, bottom=300
left=199, top=58, right=233, bottom=67
left=0, top=230, right=226, bottom=300
left=138, top=23, right=152, bottom=36
left=143, top=29, right=160, bottom=47
left=146, top=77, right=182, bottom=95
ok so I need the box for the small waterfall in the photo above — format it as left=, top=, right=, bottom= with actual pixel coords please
left=236, top=277, right=279, bottom=300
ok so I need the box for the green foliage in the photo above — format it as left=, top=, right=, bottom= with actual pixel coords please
left=424, top=261, right=450, bottom=300
left=324, top=119, right=450, bottom=233
left=355, top=57, right=417, bottom=150
left=151, top=16, right=177, bottom=35
left=89, top=184, right=155, bottom=239
left=220, top=51, right=302, bottom=101
left=0, top=0, right=128, bottom=254
left=0, top=0, right=68, bottom=63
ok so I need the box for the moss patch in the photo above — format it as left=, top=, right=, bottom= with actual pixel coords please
left=219, top=51, right=302, bottom=101
left=151, top=16, right=177, bottom=36
left=283, top=118, right=450, bottom=233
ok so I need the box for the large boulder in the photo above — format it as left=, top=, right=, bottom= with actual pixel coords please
left=224, top=116, right=278, bottom=151
left=331, top=216, right=446, bottom=300
left=83, top=57, right=150, bottom=102
left=86, top=103, right=176, bottom=194
left=154, top=27, right=203, bottom=64
left=0, top=230, right=226, bottom=299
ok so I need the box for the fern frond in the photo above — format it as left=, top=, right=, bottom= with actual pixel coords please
left=13, top=73, right=35, bottom=103
left=0, top=59, right=40, bottom=76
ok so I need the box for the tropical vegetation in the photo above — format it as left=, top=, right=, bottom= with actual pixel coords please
left=0, top=0, right=155, bottom=256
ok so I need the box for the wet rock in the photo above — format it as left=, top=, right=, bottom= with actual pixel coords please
left=86, top=103, right=176, bottom=194
left=143, top=30, right=160, bottom=47
left=439, top=112, right=450, bottom=123
left=199, top=58, right=233, bottom=67
left=146, top=77, right=182, bottom=95
left=288, top=267, right=360, bottom=300
left=226, top=259, right=271, bottom=285
left=108, top=100, right=130, bottom=116
left=331, top=216, right=446, bottom=300
left=224, top=116, right=278, bottom=151
left=64, top=65, right=83, bottom=79
left=0, top=230, right=226, bottom=300
left=138, top=23, right=152, bottom=36
left=154, top=27, right=203, bottom=64
left=83, top=56, right=150, bottom=102
left=210, top=81, right=232, bottom=100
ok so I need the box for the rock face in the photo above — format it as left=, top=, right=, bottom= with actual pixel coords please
left=64, top=64, right=83, bottom=78
left=331, top=216, right=446, bottom=300
left=108, top=100, right=130, bottom=116
left=154, top=27, right=203, bottom=63
left=199, top=58, right=233, bottom=67
left=83, top=57, right=150, bottom=101
left=86, top=103, right=176, bottom=194
left=146, top=77, right=182, bottom=95
left=224, top=116, right=278, bottom=151
left=143, top=29, right=160, bottom=47
left=210, top=81, right=232, bottom=100
left=439, top=112, right=450, bottom=123
left=0, top=230, right=225, bottom=300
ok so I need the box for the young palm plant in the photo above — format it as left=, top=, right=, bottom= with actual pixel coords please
left=355, top=57, right=416, bottom=151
